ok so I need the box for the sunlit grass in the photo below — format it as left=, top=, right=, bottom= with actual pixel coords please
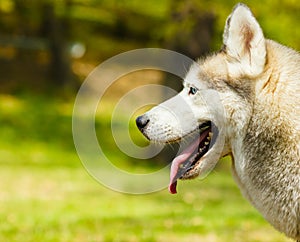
left=0, top=164, right=291, bottom=242
left=0, top=93, right=292, bottom=242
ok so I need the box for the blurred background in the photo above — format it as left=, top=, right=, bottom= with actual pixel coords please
left=0, top=0, right=298, bottom=241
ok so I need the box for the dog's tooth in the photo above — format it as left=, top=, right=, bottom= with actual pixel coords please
left=209, top=132, right=213, bottom=137
left=207, top=136, right=211, bottom=141
left=205, top=142, right=209, bottom=145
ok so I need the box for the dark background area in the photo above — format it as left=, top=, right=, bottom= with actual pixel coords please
left=0, top=0, right=298, bottom=94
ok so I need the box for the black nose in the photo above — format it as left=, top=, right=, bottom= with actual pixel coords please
left=136, top=115, right=150, bottom=130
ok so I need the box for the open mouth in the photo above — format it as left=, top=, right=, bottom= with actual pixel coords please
left=169, top=121, right=218, bottom=194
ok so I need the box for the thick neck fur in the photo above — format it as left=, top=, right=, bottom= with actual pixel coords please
left=229, top=40, right=300, bottom=240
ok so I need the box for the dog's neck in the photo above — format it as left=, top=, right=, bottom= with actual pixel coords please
left=231, top=100, right=300, bottom=239
left=227, top=42, right=300, bottom=239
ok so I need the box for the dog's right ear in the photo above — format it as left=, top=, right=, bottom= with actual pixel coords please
left=222, top=3, right=266, bottom=78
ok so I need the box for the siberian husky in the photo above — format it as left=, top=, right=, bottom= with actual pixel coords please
left=136, top=3, right=300, bottom=240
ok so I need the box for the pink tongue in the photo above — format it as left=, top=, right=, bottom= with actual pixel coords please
left=168, top=137, right=201, bottom=194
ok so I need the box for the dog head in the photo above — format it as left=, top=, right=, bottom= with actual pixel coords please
left=136, top=3, right=266, bottom=193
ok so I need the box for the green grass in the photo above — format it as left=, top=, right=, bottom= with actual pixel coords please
left=0, top=93, right=292, bottom=242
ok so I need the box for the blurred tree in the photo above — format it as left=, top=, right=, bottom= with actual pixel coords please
left=166, top=0, right=215, bottom=59
left=163, top=0, right=216, bottom=93
left=40, top=1, right=73, bottom=87
left=0, top=0, right=77, bottom=92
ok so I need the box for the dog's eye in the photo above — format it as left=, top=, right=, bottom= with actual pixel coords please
left=188, top=87, right=198, bottom=95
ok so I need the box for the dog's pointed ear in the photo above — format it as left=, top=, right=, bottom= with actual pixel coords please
left=223, top=4, right=266, bottom=77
